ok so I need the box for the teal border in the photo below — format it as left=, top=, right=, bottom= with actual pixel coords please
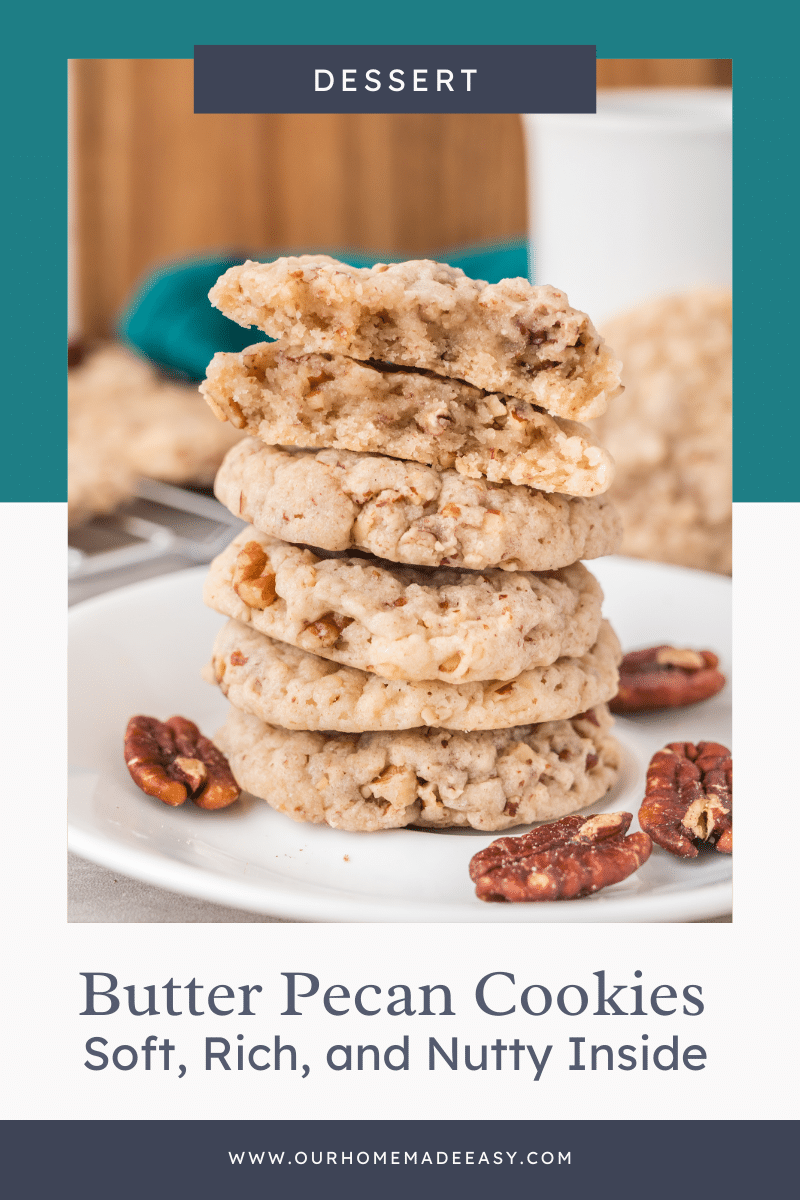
left=3, top=2, right=773, bottom=500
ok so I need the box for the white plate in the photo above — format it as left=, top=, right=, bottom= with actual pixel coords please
left=68, top=558, right=732, bottom=923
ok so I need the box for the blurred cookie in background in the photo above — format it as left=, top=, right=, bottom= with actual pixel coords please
left=68, top=342, right=243, bottom=526
left=593, top=289, right=732, bottom=575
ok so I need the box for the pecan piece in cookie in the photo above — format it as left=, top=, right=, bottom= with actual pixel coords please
left=297, top=611, right=355, bottom=649
left=469, top=811, right=651, bottom=902
left=609, top=645, right=725, bottom=713
left=232, top=540, right=277, bottom=609
left=639, top=741, right=732, bottom=857
left=124, top=715, right=241, bottom=810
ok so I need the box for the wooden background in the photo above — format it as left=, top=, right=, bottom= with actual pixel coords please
left=73, top=59, right=732, bottom=338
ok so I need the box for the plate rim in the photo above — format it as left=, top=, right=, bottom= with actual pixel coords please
left=67, top=823, right=733, bottom=924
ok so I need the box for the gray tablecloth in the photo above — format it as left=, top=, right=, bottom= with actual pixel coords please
left=68, top=852, right=289, bottom=922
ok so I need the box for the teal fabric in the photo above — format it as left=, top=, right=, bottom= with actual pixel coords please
left=119, top=239, right=530, bottom=381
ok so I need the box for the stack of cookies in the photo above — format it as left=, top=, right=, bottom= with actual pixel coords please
left=199, top=256, right=625, bottom=834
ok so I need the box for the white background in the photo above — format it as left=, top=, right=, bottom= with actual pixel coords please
left=3, top=503, right=797, bottom=1121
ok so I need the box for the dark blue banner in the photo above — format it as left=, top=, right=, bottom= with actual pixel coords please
left=194, top=45, right=596, bottom=114
left=2, top=1120, right=793, bottom=1198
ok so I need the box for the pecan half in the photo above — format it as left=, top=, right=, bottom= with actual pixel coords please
left=232, top=541, right=277, bottom=609
left=639, top=742, right=732, bottom=857
left=469, top=812, right=652, bottom=902
left=610, top=645, right=725, bottom=713
left=124, top=715, right=241, bottom=810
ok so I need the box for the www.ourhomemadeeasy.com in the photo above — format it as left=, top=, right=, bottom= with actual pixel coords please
left=228, top=1150, right=570, bottom=1166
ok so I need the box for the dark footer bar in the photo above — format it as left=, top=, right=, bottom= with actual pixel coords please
left=2, top=1120, right=793, bottom=1198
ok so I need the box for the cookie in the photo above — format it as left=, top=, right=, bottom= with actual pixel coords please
left=205, top=527, right=604, bottom=682
left=593, top=289, right=732, bottom=574
left=208, top=256, right=622, bottom=422
left=202, top=343, right=614, bottom=496
left=214, top=440, right=623, bottom=572
left=214, top=703, right=621, bottom=832
left=69, top=342, right=242, bottom=525
left=205, top=618, right=621, bottom=732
